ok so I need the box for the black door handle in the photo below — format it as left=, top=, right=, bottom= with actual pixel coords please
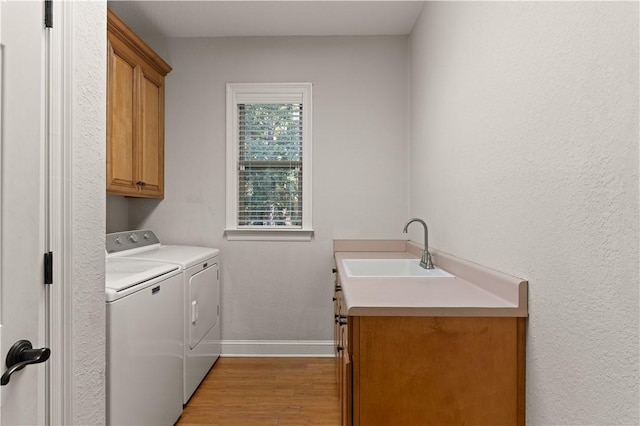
left=1, top=340, right=51, bottom=385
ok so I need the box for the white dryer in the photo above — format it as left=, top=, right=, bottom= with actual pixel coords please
left=107, top=230, right=221, bottom=404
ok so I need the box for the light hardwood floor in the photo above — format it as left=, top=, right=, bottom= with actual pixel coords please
left=177, top=357, right=340, bottom=426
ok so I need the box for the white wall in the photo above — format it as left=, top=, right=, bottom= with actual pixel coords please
left=410, top=2, right=638, bottom=424
left=70, top=2, right=107, bottom=424
left=106, top=195, right=128, bottom=233
left=129, top=36, right=409, bottom=343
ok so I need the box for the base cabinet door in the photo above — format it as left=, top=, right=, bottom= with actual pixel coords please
left=341, top=348, right=352, bottom=426
left=346, top=316, right=525, bottom=426
left=334, top=272, right=341, bottom=382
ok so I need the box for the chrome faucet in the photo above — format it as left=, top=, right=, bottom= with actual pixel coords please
left=403, top=218, right=434, bottom=269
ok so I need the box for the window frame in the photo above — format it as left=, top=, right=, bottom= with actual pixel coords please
left=225, top=83, right=313, bottom=241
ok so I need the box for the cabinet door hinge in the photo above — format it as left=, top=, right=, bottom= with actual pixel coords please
left=44, top=252, right=53, bottom=285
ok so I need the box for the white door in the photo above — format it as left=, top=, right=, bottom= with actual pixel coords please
left=0, top=1, right=50, bottom=424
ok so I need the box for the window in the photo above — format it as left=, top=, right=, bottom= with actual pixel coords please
left=225, top=83, right=313, bottom=241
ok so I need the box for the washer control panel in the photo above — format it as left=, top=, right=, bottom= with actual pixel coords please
left=106, top=230, right=160, bottom=253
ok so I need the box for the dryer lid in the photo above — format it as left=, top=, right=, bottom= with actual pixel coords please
left=125, top=245, right=221, bottom=269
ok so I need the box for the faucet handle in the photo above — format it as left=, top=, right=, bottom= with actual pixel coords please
left=420, top=250, right=435, bottom=270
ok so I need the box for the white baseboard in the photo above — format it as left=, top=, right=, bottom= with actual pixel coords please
left=220, top=340, right=334, bottom=357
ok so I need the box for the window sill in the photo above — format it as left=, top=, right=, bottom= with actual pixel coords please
left=224, top=228, right=314, bottom=242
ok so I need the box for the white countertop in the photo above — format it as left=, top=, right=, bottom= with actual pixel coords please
left=334, top=240, right=528, bottom=317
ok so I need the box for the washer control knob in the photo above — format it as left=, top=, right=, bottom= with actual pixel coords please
left=142, top=232, right=150, bottom=240
left=128, top=233, right=139, bottom=243
left=114, top=236, right=122, bottom=245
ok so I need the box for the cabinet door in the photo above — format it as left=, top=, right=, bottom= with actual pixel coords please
left=106, top=37, right=138, bottom=195
left=338, top=302, right=350, bottom=425
left=341, top=347, right=352, bottom=426
left=334, top=271, right=343, bottom=383
left=357, top=316, right=521, bottom=425
left=137, top=65, right=165, bottom=198
left=334, top=292, right=340, bottom=381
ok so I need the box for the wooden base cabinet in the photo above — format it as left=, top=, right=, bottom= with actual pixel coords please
left=341, top=315, right=525, bottom=426
left=107, top=9, right=172, bottom=198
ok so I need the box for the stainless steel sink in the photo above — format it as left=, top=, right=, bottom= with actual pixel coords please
left=341, top=259, right=454, bottom=278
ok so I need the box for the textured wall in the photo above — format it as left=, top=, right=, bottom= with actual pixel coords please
left=410, top=2, right=639, bottom=424
left=71, top=2, right=106, bottom=424
left=129, top=36, right=410, bottom=341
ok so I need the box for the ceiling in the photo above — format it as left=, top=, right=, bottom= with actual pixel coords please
left=106, top=1, right=425, bottom=38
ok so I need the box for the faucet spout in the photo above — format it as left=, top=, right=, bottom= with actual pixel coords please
left=402, top=218, right=435, bottom=269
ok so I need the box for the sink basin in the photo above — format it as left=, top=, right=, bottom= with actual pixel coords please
left=341, top=259, right=454, bottom=278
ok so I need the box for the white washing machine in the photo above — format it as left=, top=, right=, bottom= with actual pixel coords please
left=107, top=230, right=221, bottom=404
left=105, top=256, right=183, bottom=425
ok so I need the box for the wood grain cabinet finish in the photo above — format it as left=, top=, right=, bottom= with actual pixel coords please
left=334, top=280, right=526, bottom=425
left=334, top=270, right=352, bottom=426
left=106, top=9, right=172, bottom=198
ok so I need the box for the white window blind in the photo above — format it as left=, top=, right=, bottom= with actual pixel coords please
left=238, top=103, right=303, bottom=227
left=226, top=83, right=313, bottom=241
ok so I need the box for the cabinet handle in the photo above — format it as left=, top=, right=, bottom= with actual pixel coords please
left=332, top=268, right=337, bottom=273
left=136, top=181, right=146, bottom=187
left=336, top=314, right=347, bottom=326
left=332, top=297, right=337, bottom=302
left=337, top=345, right=343, bottom=352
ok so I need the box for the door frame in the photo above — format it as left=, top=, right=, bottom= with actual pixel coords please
left=48, top=1, right=75, bottom=423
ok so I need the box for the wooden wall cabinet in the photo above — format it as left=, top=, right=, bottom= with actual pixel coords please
left=334, top=275, right=526, bottom=425
left=106, top=9, right=172, bottom=198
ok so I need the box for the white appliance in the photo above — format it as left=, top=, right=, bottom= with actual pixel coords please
left=105, top=256, right=183, bottom=425
left=107, top=230, right=221, bottom=403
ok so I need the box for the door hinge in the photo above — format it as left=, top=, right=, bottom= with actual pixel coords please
left=44, top=252, right=53, bottom=284
left=44, top=0, right=53, bottom=28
